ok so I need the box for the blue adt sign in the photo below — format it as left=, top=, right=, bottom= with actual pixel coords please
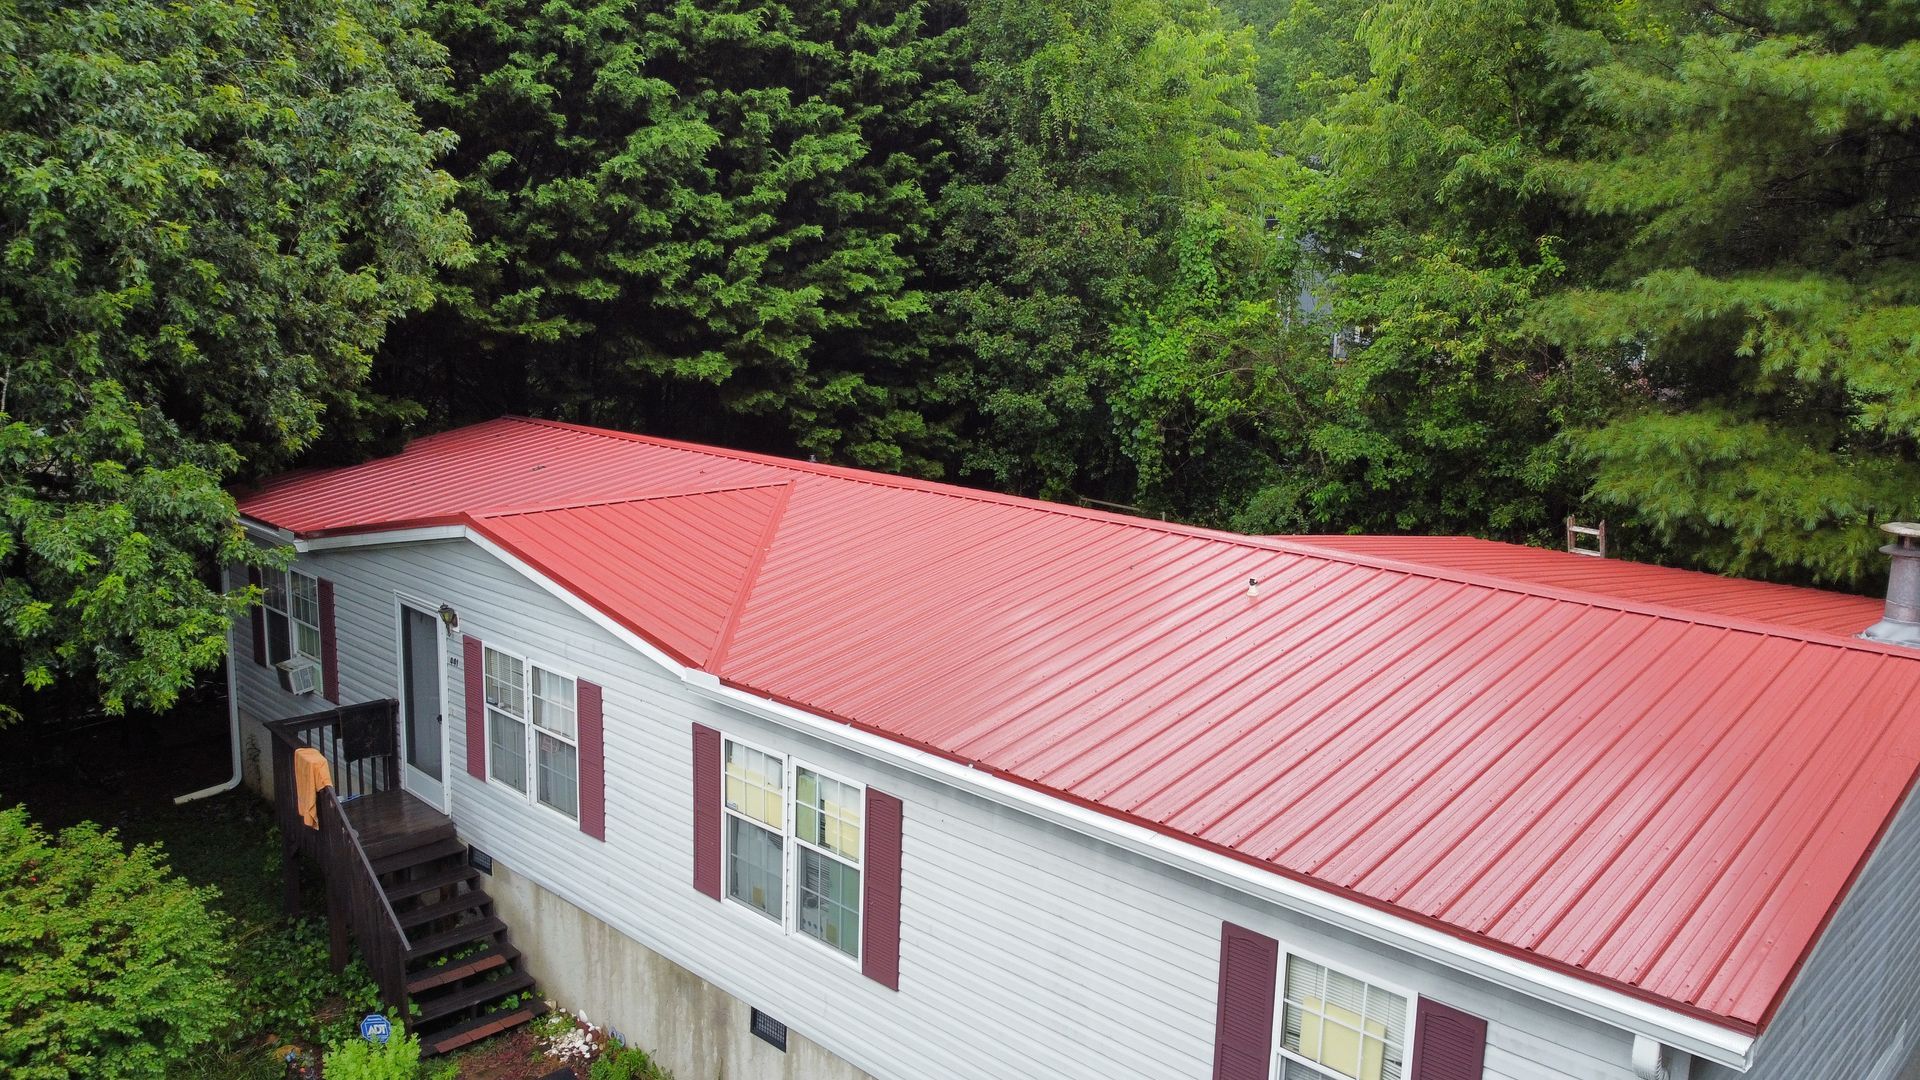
left=359, top=1014, right=392, bottom=1044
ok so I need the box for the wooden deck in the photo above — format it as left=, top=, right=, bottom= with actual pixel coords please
left=344, top=789, right=456, bottom=861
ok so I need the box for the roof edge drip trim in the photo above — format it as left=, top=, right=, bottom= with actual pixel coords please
left=298, top=518, right=1758, bottom=1069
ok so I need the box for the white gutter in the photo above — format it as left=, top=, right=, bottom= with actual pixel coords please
left=174, top=566, right=245, bottom=804
left=298, top=525, right=1757, bottom=1070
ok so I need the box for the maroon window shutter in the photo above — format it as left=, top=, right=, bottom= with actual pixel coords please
left=692, top=724, right=722, bottom=900
left=1410, top=998, right=1487, bottom=1080
left=578, top=679, right=605, bottom=840
left=464, top=636, right=486, bottom=780
left=863, top=788, right=904, bottom=990
left=318, top=579, right=339, bottom=703
left=247, top=568, right=267, bottom=667
left=1211, top=923, right=1279, bottom=1080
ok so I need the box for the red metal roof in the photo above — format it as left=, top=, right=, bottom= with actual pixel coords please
left=1284, top=534, right=1882, bottom=637
left=238, top=417, right=1920, bottom=1032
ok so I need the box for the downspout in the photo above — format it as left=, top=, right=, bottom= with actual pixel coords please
left=1635, top=1035, right=1695, bottom=1079
left=174, top=565, right=245, bottom=804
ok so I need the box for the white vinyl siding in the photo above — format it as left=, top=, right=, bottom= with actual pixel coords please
left=233, top=538, right=1667, bottom=1080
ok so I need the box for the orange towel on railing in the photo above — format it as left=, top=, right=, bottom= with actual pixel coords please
left=293, top=747, right=332, bottom=829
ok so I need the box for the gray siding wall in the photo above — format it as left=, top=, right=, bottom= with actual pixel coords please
left=1695, top=782, right=1920, bottom=1080
left=235, top=538, right=1663, bottom=1080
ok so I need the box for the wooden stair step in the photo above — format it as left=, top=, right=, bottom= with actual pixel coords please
left=424, top=1000, right=548, bottom=1057
left=372, top=837, right=468, bottom=876
left=384, top=864, right=477, bottom=904
left=413, top=969, right=535, bottom=1025
left=398, top=889, right=492, bottom=931
left=359, top=821, right=457, bottom=863
left=406, top=915, right=507, bottom=963
left=407, top=942, right=520, bottom=995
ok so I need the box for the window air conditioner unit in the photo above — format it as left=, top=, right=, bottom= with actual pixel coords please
left=276, top=659, right=319, bottom=696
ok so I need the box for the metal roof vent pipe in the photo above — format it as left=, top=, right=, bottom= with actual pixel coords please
left=1863, top=522, right=1920, bottom=648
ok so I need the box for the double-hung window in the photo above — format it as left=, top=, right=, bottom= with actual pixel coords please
left=483, top=645, right=580, bottom=820
left=793, top=766, right=861, bottom=957
left=288, top=572, right=322, bottom=665
left=531, top=668, right=579, bottom=817
left=723, top=740, right=785, bottom=921
left=1276, top=955, right=1410, bottom=1080
left=721, top=737, right=864, bottom=960
left=261, top=569, right=321, bottom=668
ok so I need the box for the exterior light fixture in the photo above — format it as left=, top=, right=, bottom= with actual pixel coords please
left=438, top=604, right=459, bottom=631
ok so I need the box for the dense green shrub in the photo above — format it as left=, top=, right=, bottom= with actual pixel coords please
left=320, top=1030, right=451, bottom=1080
left=590, top=1043, right=677, bottom=1080
left=0, top=805, right=234, bottom=1078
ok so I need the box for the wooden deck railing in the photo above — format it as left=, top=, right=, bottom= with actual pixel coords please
left=268, top=703, right=412, bottom=1011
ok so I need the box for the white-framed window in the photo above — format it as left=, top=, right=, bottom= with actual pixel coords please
left=262, top=572, right=293, bottom=667
left=481, top=645, right=580, bottom=821
left=793, top=765, right=861, bottom=957
left=483, top=646, right=529, bottom=792
left=1275, top=954, right=1411, bottom=1080
left=720, top=736, right=864, bottom=960
left=261, top=568, right=321, bottom=667
left=289, top=571, right=322, bottom=664
left=531, top=667, right=579, bottom=817
left=723, top=739, right=785, bottom=921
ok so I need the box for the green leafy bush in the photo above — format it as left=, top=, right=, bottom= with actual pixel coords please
left=0, top=805, right=233, bottom=1078
left=320, top=1030, right=444, bottom=1080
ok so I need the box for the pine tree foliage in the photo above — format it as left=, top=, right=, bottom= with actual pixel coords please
left=385, top=0, right=969, bottom=473
left=1538, top=0, right=1920, bottom=582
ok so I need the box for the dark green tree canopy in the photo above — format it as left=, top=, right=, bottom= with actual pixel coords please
left=381, top=0, right=969, bottom=474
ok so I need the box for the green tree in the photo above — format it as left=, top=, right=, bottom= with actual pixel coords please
left=0, top=0, right=468, bottom=716
left=939, top=0, right=1297, bottom=509
left=1537, top=0, right=1920, bottom=583
left=383, top=0, right=968, bottom=473
left=1231, top=0, right=1622, bottom=539
left=0, top=806, right=233, bottom=1078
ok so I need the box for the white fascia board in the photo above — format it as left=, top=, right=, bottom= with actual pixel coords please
left=294, top=525, right=468, bottom=551
left=240, top=515, right=297, bottom=547
left=304, top=522, right=1756, bottom=1071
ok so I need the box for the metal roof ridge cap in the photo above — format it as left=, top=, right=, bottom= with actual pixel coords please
left=471, top=481, right=795, bottom=521
left=685, top=675, right=1758, bottom=1069
left=705, top=480, right=796, bottom=672
left=500, top=415, right=1286, bottom=541
left=498, top=417, right=1906, bottom=660
left=1251, top=534, right=1920, bottom=663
